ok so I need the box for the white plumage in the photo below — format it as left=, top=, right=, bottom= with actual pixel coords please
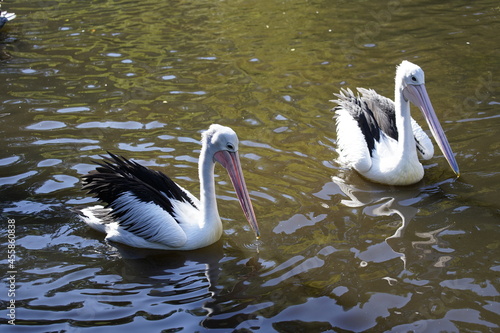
left=0, top=11, right=16, bottom=28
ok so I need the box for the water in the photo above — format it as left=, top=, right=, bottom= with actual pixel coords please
left=1, top=0, right=499, bottom=331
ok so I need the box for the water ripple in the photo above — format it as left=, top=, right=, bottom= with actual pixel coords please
left=26, top=121, right=66, bottom=130
left=0, top=171, right=38, bottom=185
left=0, top=0, right=498, bottom=331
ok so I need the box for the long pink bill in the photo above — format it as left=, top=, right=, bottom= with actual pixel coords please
left=214, top=150, right=260, bottom=238
left=404, top=84, right=460, bottom=176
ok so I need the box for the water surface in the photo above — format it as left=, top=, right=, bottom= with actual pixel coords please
left=1, top=0, right=499, bottom=331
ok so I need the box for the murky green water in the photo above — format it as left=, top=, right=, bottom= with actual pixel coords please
left=1, top=0, right=499, bottom=331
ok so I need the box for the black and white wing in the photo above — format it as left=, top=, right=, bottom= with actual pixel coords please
left=333, top=88, right=383, bottom=173
left=357, top=88, right=398, bottom=141
left=411, top=118, right=434, bottom=160
left=0, top=11, right=16, bottom=29
left=82, top=153, right=200, bottom=247
left=358, top=87, right=433, bottom=159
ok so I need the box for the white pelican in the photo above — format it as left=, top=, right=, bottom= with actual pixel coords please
left=333, top=61, right=460, bottom=185
left=79, top=124, right=260, bottom=250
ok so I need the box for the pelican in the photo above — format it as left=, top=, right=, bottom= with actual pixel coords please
left=0, top=11, right=15, bottom=29
left=332, top=60, right=459, bottom=185
left=79, top=124, right=260, bottom=250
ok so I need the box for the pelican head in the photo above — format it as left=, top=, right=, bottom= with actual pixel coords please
left=202, top=124, right=260, bottom=238
left=396, top=61, right=460, bottom=177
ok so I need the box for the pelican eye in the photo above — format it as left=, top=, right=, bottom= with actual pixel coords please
left=411, top=76, right=417, bottom=82
left=226, top=143, right=235, bottom=150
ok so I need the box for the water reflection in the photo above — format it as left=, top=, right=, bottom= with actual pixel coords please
left=332, top=174, right=457, bottom=283
left=1, top=0, right=499, bottom=331
left=12, top=226, right=232, bottom=329
left=110, top=241, right=269, bottom=331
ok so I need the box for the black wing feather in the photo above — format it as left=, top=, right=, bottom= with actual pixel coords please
left=334, top=89, right=380, bottom=156
left=358, top=88, right=398, bottom=141
left=0, top=18, right=8, bottom=28
left=82, top=152, right=198, bottom=227
left=334, top=88, right=401, bottom=157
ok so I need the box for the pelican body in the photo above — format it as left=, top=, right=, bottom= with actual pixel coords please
left=0, top=11, right=15, bottom=29
left=333, top=61, right=459, bottom=185
left=80, top=124, right=260, bottom=250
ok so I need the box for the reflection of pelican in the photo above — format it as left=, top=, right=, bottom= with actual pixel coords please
left=79, top=239, right=226, bottom=324
left=333, top=61, right=459, bottom=185
left=332, top=176, right=455, bottom=273
left=331, top=176, right=416, bottom=269
left=0, top=11, right=15, bottom=29
left=80, top=124, right=259, bottom=250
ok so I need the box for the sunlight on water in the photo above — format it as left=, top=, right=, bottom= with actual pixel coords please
left=0, top=0, right=499, bottom=331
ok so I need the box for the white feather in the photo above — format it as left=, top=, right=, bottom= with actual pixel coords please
left=0, top=11, right=16, bottom=21
left=335, top=108, right=372, bottom=173
left=110, top=192, right=188, bottom=248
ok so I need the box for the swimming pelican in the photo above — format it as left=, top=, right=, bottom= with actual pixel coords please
left=333, top=60, right=459, bottom=185
left=79, top=124, right=260, bottom=250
